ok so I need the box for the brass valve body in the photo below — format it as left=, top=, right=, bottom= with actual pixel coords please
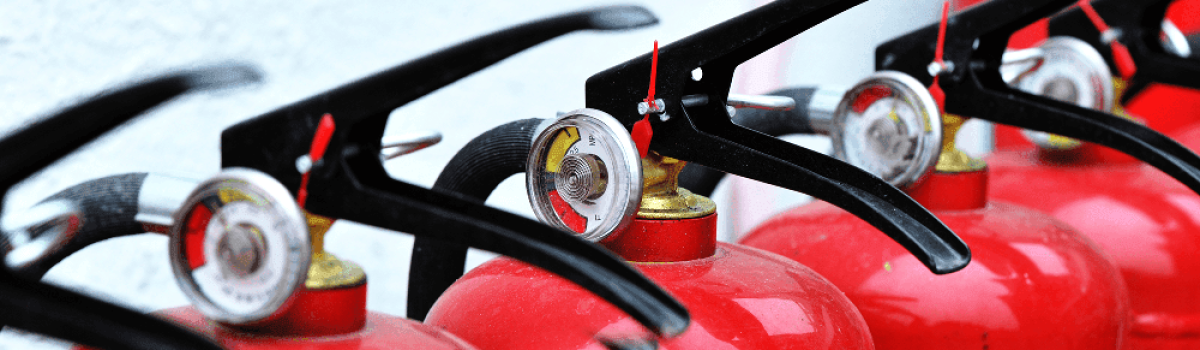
left=305, top=213, right=366, bottom=289
left=934, top=113, right=986, bottom=173
left=637, top=151, right=717, bottom=219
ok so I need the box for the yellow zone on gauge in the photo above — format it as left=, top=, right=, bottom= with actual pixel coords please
left=545, top=126, right=580, bottom=173
left=218, top=186, right=257, bottom=205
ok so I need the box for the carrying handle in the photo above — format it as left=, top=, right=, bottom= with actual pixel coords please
left=0, top=64, right=258, bottom=192
left=585, top=0, right=970, bottom=274
left=1047, top=1, right=1199, bottom=102
left=876, top=0, right=1200, bottom=199
left=0, top=63, right=258, bottom=348
left=219, top=7, right=689, bottom=337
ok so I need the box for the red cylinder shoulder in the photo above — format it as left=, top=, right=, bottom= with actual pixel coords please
left=740, top=201, right=1129, bottom=349
left=134, top=307, right=477, bottom=350
left=426, top=242, right=874, bottom=350
left=989, top=151, right=1200, bottom=349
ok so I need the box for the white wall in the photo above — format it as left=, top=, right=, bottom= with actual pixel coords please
left=0, top=0, right=960, bottom=348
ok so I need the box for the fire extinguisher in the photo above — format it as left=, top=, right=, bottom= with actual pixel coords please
left=685, top=0, right=1200, bottom=348
left=4, top=7, right=695, bottom=349
left=0, top=64, right=263, bottom=350
left=994, top=0, right=1200, bottom=151
left=978, top=2, right=1200, bottom=348
left=420, top=0, right=972, bottom=348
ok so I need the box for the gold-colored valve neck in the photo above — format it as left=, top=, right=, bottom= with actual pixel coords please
left=637, top=151, right=717, bottom=219
left=1111, top=78, right=1139, bottom=121
left=935, top=113, right=987, bottom=172
left=304, top=213, right=366, bottom=289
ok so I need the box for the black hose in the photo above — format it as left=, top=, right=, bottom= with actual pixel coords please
left=8, top=173, right=148, bottom=280
left=0, top=271, right=222, bottom=350
left=679, top=87, right=817, bottom=196
left=408, top=118, right=542, bottom=321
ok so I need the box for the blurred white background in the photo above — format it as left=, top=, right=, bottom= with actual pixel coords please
left=0, top=0, right=971, bottom=348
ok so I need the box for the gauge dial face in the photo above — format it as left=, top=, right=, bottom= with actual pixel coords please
left=1012, top=36, right=1114, bottom=150
left=832, top=71, right=942, bottom=188
left=169, top=168, right=310, bottom=325
left=527, top=108, right=641, bottom=241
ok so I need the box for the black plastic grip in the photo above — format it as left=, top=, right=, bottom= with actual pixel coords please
left=11, top=173, right=148, bottom=280
left=0, top=272, right=222, bottom=350
left=0, top=64, right=259, bottom=192
left=679, top=88, right=817, bottom=196
left=408, top=118, right=542, bottom=321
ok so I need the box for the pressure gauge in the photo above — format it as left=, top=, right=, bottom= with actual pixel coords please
left=1010, top=36, right=1114, bottom=150
left=832, top=71, right=942, bottom=188
left=527, top=108, right=642, bottom=242
left=169, top=168, right=310, bottom=325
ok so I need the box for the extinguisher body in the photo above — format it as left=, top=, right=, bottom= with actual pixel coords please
left=989, top=145, right=1200, bottom=350
left=426, top=214, right=875, bottom=350
left=739, top=170, right=1130, bottom=349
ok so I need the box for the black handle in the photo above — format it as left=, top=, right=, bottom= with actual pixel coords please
left=408, top=118, right=542, bottom=320
left=0, top=64, right=256, bottom=348
left=5, top=173, right=148, bottom=280
left=0, top=271, right=222, bottom=350
left=877, top=0, right=1200, bottom=200
left=585, top=0, right=970, bottom=274
left=219, top=7, right=690, bottom=336
left=221, top=6, right=657, bottom=191
left=679, top=88, right=818, bottom=196
left=0, top=64, right=259, bottom=193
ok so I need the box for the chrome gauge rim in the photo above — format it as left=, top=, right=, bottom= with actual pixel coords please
left=527, top=108, right=642, bottom=241
left=1013, top=36, right=1114, bottom=112
left=168, top=168, right=310, bottom=325
left=832, top=70, right=942, bottom=188
left=1011, top=36, right=1114, bottom=150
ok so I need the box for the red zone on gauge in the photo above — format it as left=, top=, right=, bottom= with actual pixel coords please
left=539, top=125, right=601, bottom=234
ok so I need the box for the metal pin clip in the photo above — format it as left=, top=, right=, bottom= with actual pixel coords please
left=999, top=47, right=1047, bottom=84
left=381, top=130, right=443, bottom=160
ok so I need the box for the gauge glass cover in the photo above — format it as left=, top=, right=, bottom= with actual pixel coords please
left=168, top=167, right=310, bottom=325
left=1012, top=36, right=1114, bottom=150
left=527, top=108, right=642, bottom=241
left=832, top=71, right=942, bottom=188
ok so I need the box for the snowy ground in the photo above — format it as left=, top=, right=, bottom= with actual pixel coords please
left=0, top=0, right=958, bottom=348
